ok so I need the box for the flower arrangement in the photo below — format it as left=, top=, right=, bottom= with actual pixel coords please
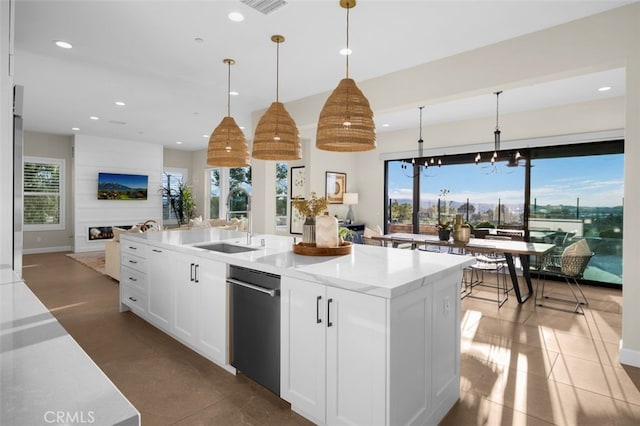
left=292, top=192, right=329, bottom=218
left=437, top=220, right=451, bottom=230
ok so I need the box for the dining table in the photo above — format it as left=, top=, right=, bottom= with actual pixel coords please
left=371, top=233, right=556, bottom=303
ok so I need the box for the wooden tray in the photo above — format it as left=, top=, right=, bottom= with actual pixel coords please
left=292, top=241, right=353, bottom=256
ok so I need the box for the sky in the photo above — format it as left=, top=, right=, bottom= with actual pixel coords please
left=387, top=153, right=624, bottom=207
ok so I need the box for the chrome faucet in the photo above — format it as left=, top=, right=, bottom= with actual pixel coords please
left=226, top=186, right=252, bottom=245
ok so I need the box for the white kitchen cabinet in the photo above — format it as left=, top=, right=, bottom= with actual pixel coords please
left=281, top=276, right=387, bottom=426
left=147, top=246, right=173, bottom=331
left=281, top=278, right=327, bottom=423
left=119, top=239, right=148, bottom=316
left=282, top=273, right=461, bottom=426
left=120, top=238, right=231, bottom=370
left=172, top=252, right=199, bottom=345
left=172, top=253, right=229, bottom=365
left=196, top=257, right=228, bottom=366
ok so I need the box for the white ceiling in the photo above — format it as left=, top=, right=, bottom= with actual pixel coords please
left=13, top=0, right=632, bottom=151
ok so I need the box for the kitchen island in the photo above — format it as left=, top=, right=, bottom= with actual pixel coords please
left=119, top=228, right=474, bottom=426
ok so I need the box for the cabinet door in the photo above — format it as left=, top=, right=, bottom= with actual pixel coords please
left=326, top=287, right=387, bottom=426
left=280, top=277, right=327, bottom=424
left=196, top=257, right=228, bottom=365
left=147, top=247, right=174, bottom=331
left=172, top=253, right=199, bottom=345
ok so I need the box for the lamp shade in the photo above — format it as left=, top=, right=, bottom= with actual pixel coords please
left=343, top=192, right=358, bottom=205
left=207, top=116, right=250, bottom=167
left=252, top=101, right=301, bottom=160
left=316, top=78, right=376, bottom=152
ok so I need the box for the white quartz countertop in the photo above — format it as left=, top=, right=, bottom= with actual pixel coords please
left=122, top=229, right=474, bottom=298
left=0, top=275, right=140, bottom=426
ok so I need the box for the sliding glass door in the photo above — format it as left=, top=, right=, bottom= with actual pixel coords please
left=384, top=140, right=624, bottom=287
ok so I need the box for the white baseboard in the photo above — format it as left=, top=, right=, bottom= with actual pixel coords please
left=23, top=246, right=72, bottom=255
left=619, top=343, right=640, bottom=368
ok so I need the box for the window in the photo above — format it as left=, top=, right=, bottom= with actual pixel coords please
left=228, top=166, right=252, bottom=219
left=207, top=167, right=251, bottom=220
left=162, top=168, right=187, bottom=224
left=24, top=156, right=64, bottom=230
left=276, top=163, right=288, bottom=231
left=384, top=139, right=624, bottom=287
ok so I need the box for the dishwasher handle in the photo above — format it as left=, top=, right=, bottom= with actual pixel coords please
left=227, top=278, right=279, bottom=297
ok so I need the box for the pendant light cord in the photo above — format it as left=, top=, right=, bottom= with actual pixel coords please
left=275, top=39, right=280, bottom=103
left=495, top=91, right=501, bottom=131
left=345, top=5, right=350, bottom=79
left=227, top=61, right=231, bottom=117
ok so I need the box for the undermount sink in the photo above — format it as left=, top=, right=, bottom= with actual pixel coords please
left=194, top=242, right=258, bottom=254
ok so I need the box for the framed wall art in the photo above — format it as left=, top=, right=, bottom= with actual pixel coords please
left=290, top=166, right=305, bottom=199
left=290, top=201, right=304, bottom=234
left=325, top=171, right=346, bottom=204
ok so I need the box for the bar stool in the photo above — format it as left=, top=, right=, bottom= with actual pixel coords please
left=461, top=254, right=509, bottom=307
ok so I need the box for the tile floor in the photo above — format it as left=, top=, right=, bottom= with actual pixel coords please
left=22, top=252, right=640, bottom=425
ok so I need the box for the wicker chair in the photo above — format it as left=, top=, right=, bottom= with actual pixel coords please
left=535, top=249, right=594, bottom=314
left=362, top=236, right=384, bottom=247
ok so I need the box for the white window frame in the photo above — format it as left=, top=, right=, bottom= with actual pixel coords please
left=162, top=167, right=188, bottom=225
left=24, top=156, right=65, bottom=231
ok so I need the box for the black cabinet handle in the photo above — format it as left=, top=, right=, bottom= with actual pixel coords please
left=128, top=260, right=137, bottom=264
left=190, top=263, right=195, bottom=282
left=327, top=298, right=333, bottom=327
left=316, top=296, right=322, bottom=324
left=128, top=296, right=137, bottom=302
left=128, top=277, right=137, bottom=282
left=194, top=264, right=199, bottom=283
left=152, top=249, right=162, bottom=253
left=128, top=246, right=137, bottom=250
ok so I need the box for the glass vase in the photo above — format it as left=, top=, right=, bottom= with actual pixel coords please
left=302, top=216, right=316, bottom=244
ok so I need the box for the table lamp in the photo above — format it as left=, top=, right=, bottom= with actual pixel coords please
left=343, top=193, right=358, bottom=224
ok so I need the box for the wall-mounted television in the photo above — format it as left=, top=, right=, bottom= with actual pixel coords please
left=97, top=172, right=148, bottom=200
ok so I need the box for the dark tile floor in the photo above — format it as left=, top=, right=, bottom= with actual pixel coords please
left=22, top=252, right=640, bottom=425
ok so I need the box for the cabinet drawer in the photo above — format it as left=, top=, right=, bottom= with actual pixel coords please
left=122, top=285, right=147, bottom=314
left=121, top=266, right=147, bottom=294
left=122, top=253, right=147, bottom=273
left=121, top=241, right=148, bottom=257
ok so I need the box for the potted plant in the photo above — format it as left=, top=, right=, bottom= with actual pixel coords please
left=292, top=192, right=329, bottom=244
left=437, top=220, right=452, bottom=241
left=160, top=179, right=196, bottom=226
left=338, top=226, right=356, bottom=244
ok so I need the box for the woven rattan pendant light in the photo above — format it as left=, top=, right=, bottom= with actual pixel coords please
left=252, top=35, right=301, bottom=160
left=316, top=0, right=375, bottom=152
left=207, top=58, right=250, bottom=167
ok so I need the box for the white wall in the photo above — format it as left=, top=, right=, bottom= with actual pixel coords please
left=23, top=131, right=74, bottom=253
left=73, top=135, right=163, bottom=252
left=0, top=0, right=14, bottom=268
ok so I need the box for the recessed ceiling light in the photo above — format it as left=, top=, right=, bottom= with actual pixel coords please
left=72, top=127, right=80, bottom=131
left=228, top=12, right=244, bottom=22
left=115, top=101, right=126, bottom=106
left=176, top=141, right=183, bottom=145
left=54, top=40, right=73, bottom=49
left=598, top=86, right=612, bottom=92
left=89, top=116, right=99, bottom=120
left=239, top=126, right=245, bottom=130
left=229, top=91, right=239, bottom=96
left=202, top=134, right=209, bottom=138
left=339, top=48, right=352, bottom=56
left=382, top=123, right=389, bottom=127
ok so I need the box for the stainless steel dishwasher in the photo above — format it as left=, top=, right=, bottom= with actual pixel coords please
left=227, top=265, right=281, bottom=395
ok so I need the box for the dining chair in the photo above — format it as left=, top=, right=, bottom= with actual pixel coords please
left=362, top=236, right=384, bottom=247
left=535, top=248, right=594, bottom=314
left=461, top=254, right=509, bottom=308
